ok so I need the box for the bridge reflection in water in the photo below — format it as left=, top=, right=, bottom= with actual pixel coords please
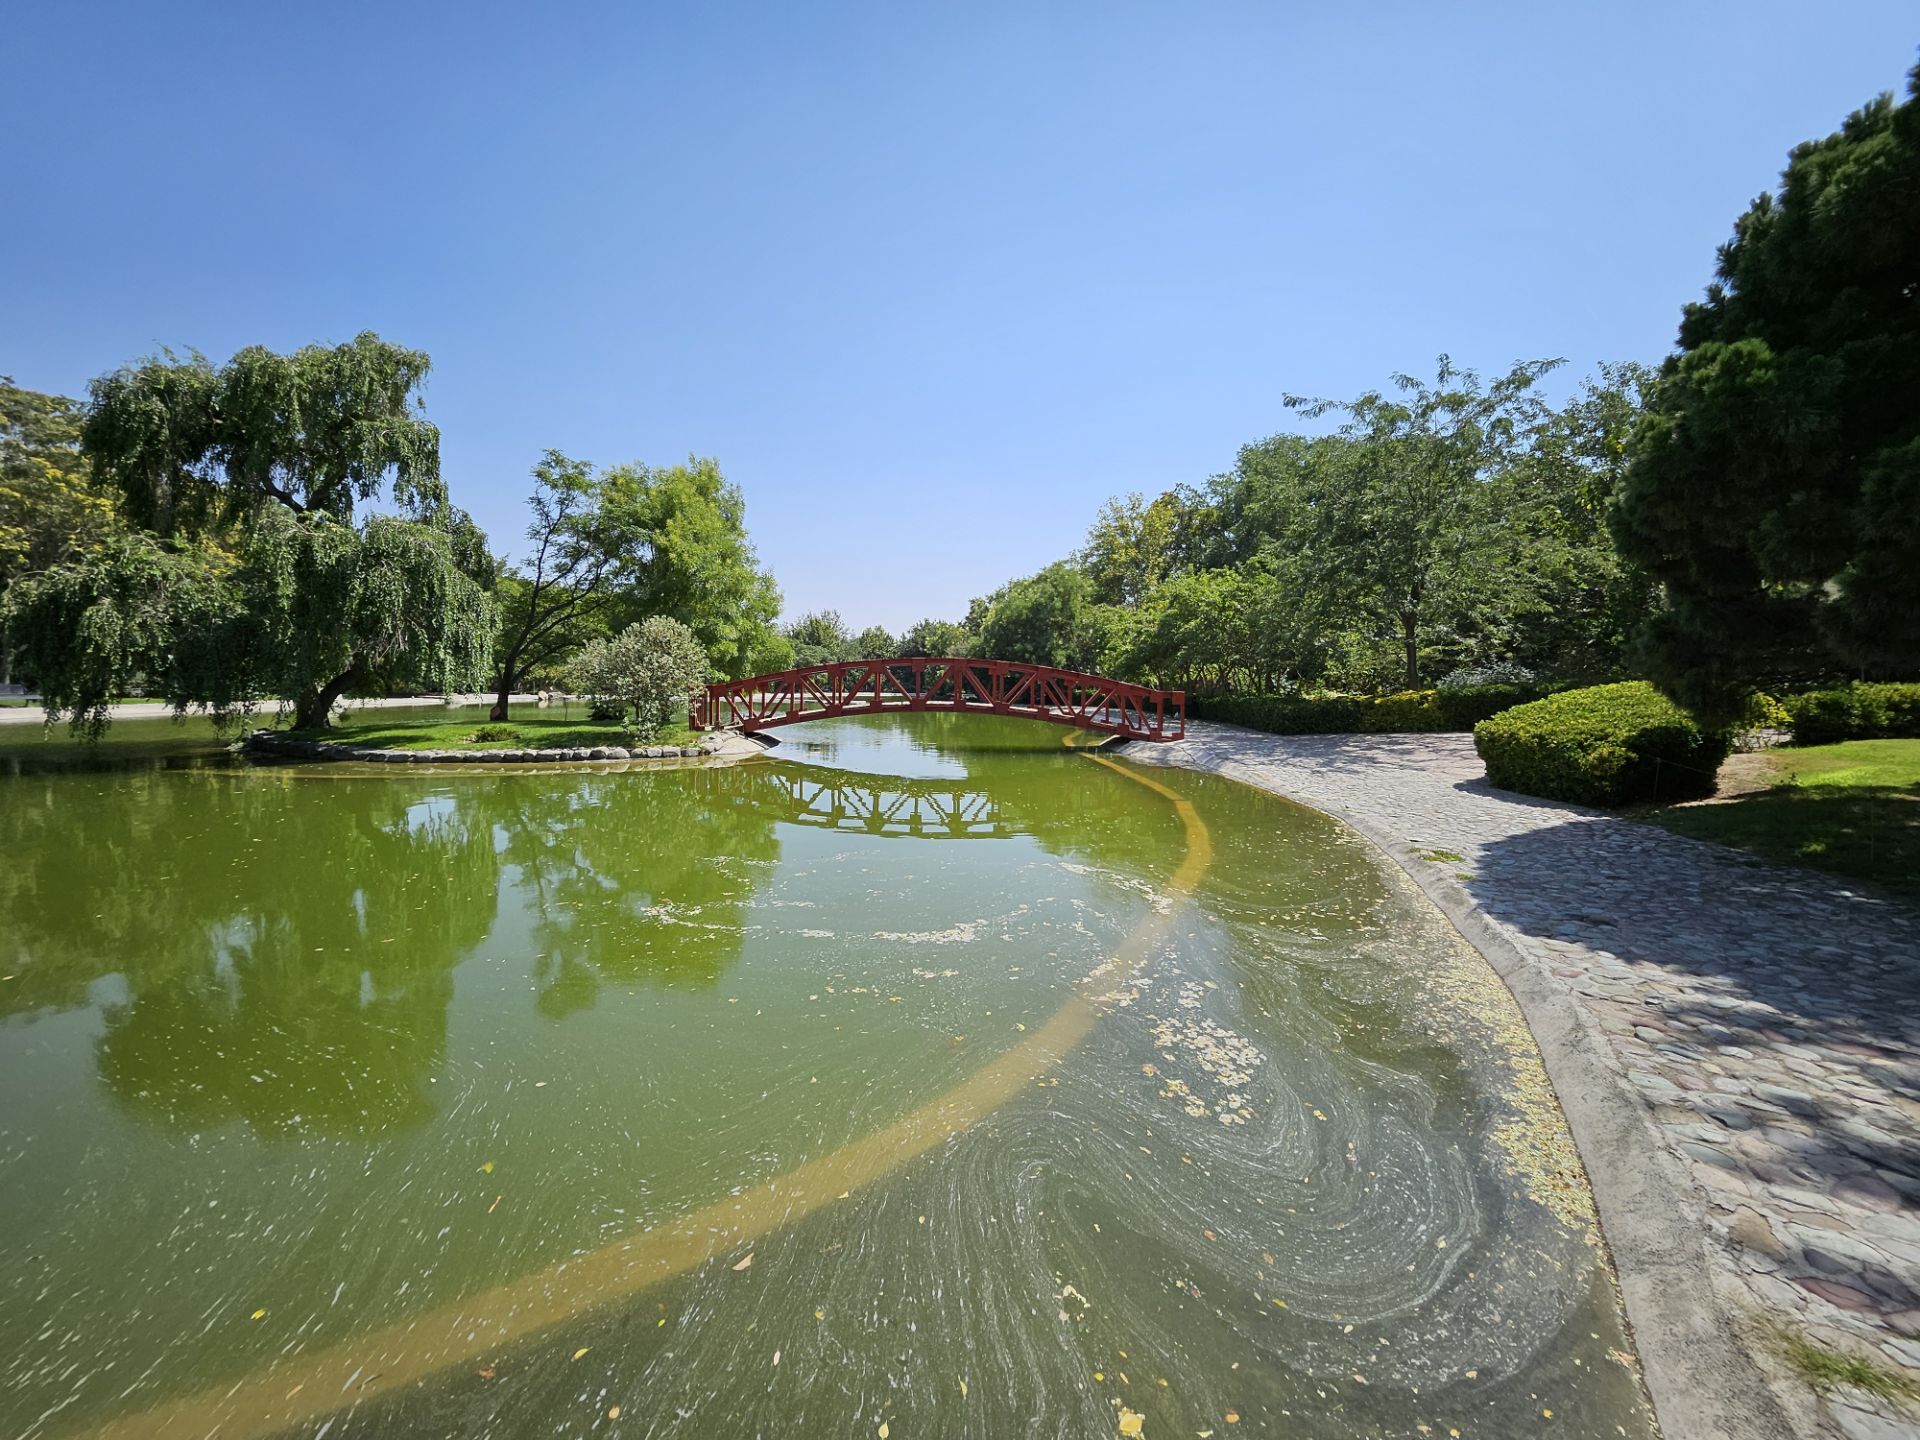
left=748, top=765, right=1009, bottom=839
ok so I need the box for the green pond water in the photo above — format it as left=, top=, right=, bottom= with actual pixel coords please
left=0, top=711, right=1656, bottom=1439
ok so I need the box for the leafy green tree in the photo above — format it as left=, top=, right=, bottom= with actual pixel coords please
left=1284, top=356, right=1562, bottom=688
left=1614, top=66, right=1920, bottom=712
left=0, top=380, right=123, bottom=684
left=901, top=617, right=974, bottom=657
left=854, top=624, right=897, bottom=658
left=785, top=609, right=855, bottom=667
left=1493, top=363, right=1656, bottom=681
left=242, top=508, right=493, bottom=729
left=8, top=335, right=493, bottom=732
left=744, top=626, right=795, bottom=675
left=976, top=563, right=1118, bottom=672
left=1123, top=562, right=1318, bottom=691
left=1079, top=492, right=1182, bottom=606
left=488, top=450, right=638, bottom=720
left=604, top=456, right=783, bottom=679
left=84, top=332, right=443, bottom=534
left=1200, top=434, right=1342, bottom=571
left=565, top=616, right=711, bottom=738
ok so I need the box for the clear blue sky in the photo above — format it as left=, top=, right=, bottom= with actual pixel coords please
left=5, top=4, right=1913, bottom=632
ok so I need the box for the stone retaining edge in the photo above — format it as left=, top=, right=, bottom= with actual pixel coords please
left=1144, top=751, right=1809, bottom=1440
left=243, top=729, right=729, bottom=765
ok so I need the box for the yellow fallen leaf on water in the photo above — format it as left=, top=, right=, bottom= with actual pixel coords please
left=572, top=1347, right=590, bottom=1360
left=1118, top=1408, right=1145, bottom=1436
left=608, top=1406, right=620, bottom=1419
left=732, top=1253, right=754, bottom=1271
left=481, top=1161, right=495, bottom=1174
left=878, top=1424, right=890, bottom=1439
left=815, top=1309, right=825, bottom=1320
left=249, top=1309, right=266, bottom=1321
left=657, top=1318, right=666, bottom=1327
left=1224, top=1413, right=1240, bottom=1425
left=773, top=1350, right=781, bottom=1366
left=959, top=1378, right=968, bottom=1398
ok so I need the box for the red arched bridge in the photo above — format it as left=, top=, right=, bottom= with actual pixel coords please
left=693, top=657, right=1186, bottom=741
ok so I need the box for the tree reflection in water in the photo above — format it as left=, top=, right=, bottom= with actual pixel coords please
left=2, top=774, right=499, bottom=1135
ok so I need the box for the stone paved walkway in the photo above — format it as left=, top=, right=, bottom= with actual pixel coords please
left=1128, top=724, right=1920, bottom=1439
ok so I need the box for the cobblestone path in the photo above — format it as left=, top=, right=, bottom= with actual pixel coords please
left=1129, top=724, right=1920, bottom=1439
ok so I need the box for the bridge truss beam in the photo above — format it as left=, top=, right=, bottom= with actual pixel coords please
left=694, top=657, right=1185, bottom=742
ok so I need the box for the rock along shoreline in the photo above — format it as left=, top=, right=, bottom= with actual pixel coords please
left=243, top=728, right=731, bottom=765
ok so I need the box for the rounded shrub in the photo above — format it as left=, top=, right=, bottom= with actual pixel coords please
left=1361, top=691, right=1449, bottom=732
left=1473, top=681, right=1731, bottom=807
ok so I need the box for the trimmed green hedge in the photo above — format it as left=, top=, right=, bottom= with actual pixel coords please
left=1473, top=681, right=1730, bottom=807
left=1189, top=684, right=1549, bottom=736
left=1784, top=683, right=1920, bottom=745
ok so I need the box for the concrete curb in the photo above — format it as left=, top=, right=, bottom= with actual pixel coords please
left=1136, top=744, right=1807, bottom=1440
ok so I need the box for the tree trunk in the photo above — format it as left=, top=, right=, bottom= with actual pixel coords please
left=1401, top=613, right=1420, bottom=691
left=490, top=646, right=525, bottom=721
left=293, top=665, right=362, bottom=731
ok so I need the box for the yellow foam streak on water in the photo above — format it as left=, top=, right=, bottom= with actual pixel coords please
left=77, top=754, right=1207, bottom=1440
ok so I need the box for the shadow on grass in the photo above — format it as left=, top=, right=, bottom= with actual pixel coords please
left=1642, top=786, right=1920, bottom=898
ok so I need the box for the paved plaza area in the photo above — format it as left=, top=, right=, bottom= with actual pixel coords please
left=1131, top=724, right=1920, bottom=1440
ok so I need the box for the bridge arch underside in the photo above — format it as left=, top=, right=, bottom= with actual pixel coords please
left=698, top=658, right=1185, bottom=742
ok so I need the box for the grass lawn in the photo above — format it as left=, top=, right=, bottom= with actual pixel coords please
left=1643, top=739, right=1920, bottom=895
left=297, top=714, right=702, bottom=752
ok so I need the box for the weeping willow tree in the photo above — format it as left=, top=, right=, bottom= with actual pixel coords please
left=5, top=510, right=492, bottom=733
left=1, top=333, right=494, bottom=732
left=84, top=332, right=445, bottom=533
left=0, top=534, right=242, bottom=734
left=237, top=508, right=493, bottom=729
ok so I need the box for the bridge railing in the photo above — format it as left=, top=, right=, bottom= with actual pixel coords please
left=693, top=657, right=1184, bottom=741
